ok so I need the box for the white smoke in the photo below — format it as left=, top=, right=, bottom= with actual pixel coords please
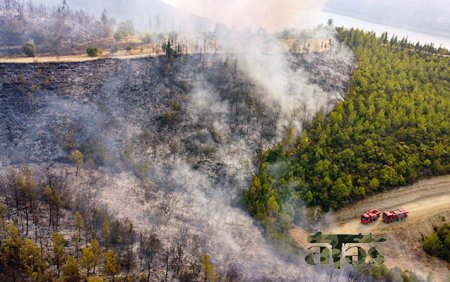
left=1, top=2, right=354, bottom=280
left=92, top=26, right=354, bottom=280
left=162, top=0, right=324, bottom=30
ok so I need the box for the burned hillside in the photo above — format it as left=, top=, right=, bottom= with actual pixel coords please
left=0, top=53, right=352, bottom=166
left=0, top=49, right=354, bottom=279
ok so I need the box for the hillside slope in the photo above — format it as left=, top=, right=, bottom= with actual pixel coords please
left=244, top=29, right=449, bottom=234
left=0, top=49, right=354, bottom=280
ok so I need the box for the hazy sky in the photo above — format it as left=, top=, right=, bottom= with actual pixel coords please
left=39, top=0, right=450, bottom=38
left=161, top=0, right=324, bottom=30
left=161, top=0, right=450, bottom=37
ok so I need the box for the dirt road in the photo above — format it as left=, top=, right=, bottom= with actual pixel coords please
left=327, top=190, right=450, bottom=235
left=292, top=175, right=450, bottom=238
left=290, top=175, right=450, bottom=281
left=0, top=38, right=333, bottom=64
left=0, top=53, right=157, bottom=64
left=334, top=175, right=450, bottom=222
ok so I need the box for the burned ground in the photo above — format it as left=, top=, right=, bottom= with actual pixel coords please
left=0, top=52, right=354, bottom=279
left=0, top=53, right=352, bottom=168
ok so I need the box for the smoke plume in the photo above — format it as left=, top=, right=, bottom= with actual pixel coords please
left=91, top=26, right=354, bottom=279
left=162, top=0, right=324, bottom=30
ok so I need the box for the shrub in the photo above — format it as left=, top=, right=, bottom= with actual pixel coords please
left=162, top=40, right=175, bottom=58
left=22, top=41, right=36, bottom=57
left=163, top=111, right=176, bottom=124
left=423, top=223, right=450, bottom=262
left=113, top=31, right=127, bottom=42
left=86, top=47, right=100, bottom=57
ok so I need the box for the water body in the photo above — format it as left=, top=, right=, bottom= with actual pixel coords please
left=300, top=10, right=450, bottom=49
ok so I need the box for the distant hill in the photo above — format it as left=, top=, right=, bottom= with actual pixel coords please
left=0, top=0, right=215, bottom=54
left=42, top=0, right=214, bottom=32
left=324, top=0, right=450, bottom=38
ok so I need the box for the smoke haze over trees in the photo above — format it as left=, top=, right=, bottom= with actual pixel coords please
left=0, top=19, right=359, bottom=278
left=39, top=0, right=213, bottom=32
left=1, top=0, right=449, bottom=281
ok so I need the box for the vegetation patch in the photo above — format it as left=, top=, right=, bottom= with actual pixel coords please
left=423, top=222, right=450, bottom=262
left=244, top=28, right=450, bottom=234
left=86, top=47, right=101, bottom=57
left=22, top=41, right=36, bottom=57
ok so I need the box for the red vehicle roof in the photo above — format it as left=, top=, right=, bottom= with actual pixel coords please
left=384, top=208, right=408, bottom=216
left=362, top=209, right=380, bottom=217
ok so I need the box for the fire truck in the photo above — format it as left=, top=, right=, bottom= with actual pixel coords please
left=360, top=209, right=381, bottom=224
left=382, top=208, right=408, bottom=223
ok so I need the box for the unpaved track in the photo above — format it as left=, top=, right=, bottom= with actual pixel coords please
left=292, top=175, right=450, bottom=238
left=0, top=53, right=156, bottom=63
left=290, top=176, right=450, bottom=280
left=334, top=175, right=450, bottom=222
left=328, top=187, right=450, bottom=234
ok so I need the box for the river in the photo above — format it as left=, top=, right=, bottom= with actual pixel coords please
left=300, top=10, right=450, bottom=49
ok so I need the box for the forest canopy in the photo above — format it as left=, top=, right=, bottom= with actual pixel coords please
left=244, top=28, right=450, bottom=234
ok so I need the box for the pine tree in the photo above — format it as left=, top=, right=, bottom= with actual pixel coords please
left=74, top=211, right=84, bottom=260
left=81, top=245, right=96, bottom=276
left=0, top=224, right=24, bottom=281
left=103, top=250, right=121, bottom=282
left=45, top=185, right=62, bottom=230
left=201, top=254, right=218, bottom=282
left=69, top=150, right=84, bottom=176
left=62, top=256, right=81, bottom=282
left=82, top=239, right=102, bottom=275
left=51, top=232, right=66, bottom=278
left=20, top=238, right=47, bottom=280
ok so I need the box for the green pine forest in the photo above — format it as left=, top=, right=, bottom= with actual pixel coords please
left=244, top=28, right=450, bottom=235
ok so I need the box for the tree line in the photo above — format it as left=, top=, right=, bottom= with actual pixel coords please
left=1, top=0, right=113, bottom=50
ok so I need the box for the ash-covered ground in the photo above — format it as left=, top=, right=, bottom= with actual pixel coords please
left=0, top=48, right=354, bottom=279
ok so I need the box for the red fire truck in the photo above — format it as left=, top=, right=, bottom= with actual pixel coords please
left=360, top=209, right=381, bottom=224
left=382, top=208, right=408, bottom=223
